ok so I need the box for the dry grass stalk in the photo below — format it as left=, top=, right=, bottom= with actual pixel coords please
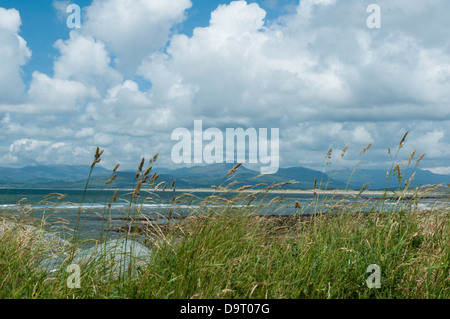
left=326, top=147, right=333, bottom=159
left=358, top=183, right=369, bottom=196
left=408, top=149, right=416, bottom=165
left=149, top=153, right=159, bottom=163
left=105, top=174, right=117, bottom=185
left=144, top=166, right=152, bottom=176
left=134, top=179, right=143, bottom=198
left=227, top=163, right=243, bottom=176
left=138, top=157, right=145, bottom=172
left=112, top=189, right=118, bottom=202
left=393, top=164, right=402, bottom=184
left=91, top=146, right=104, bottom=168
left=154, top=181, right=165, bottom=190
left=416, top=152, right=426, bottom=165
left=400, top=131, right=409, bottom=146
left=363, top=143, right=372, bottom=154
left=408, top=172, right=416, bottom=183
left=150, top=174, right=160, bottom=183
left=341, top=144, right=349, bottom=158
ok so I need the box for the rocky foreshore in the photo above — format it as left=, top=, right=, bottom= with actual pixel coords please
left=0, top=219, right=153, bottom=278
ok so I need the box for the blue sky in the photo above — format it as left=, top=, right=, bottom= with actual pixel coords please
left=1, top=0, right=297, bottom=84
left=0, top=0, right=449, bottom=174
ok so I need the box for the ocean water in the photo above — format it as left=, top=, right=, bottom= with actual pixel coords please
left=0, top=188, right=444, bottom=243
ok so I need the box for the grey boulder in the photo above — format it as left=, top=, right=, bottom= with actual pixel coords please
left=37, top=238, right=152, bottom=279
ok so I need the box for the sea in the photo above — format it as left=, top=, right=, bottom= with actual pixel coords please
left=0, top=188, right=446, bottom=245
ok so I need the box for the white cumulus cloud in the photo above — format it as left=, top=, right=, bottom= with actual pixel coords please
left=1, top=0, right=450, bottom=172
left=0, top=8, right=31, bottom=104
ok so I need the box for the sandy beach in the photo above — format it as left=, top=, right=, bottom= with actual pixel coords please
left=165, top=188, right=447, bottom=199
left=172, top=187, right=410, bottom=196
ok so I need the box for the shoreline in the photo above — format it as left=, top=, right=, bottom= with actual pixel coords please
left=1, top=186, right=448, bottom=199
left=0, top=187, right=398, bottom=195
left=173, top=188, right=412, bottom=196
left=171, top=188, right=449, bottom=200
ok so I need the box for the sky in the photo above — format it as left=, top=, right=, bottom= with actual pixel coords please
left=0, top=0, right=449, bottom=174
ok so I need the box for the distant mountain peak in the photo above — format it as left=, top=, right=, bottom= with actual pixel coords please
left=0, top=164, right=448, bottom=190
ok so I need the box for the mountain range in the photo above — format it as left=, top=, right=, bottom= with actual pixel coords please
left=0, top=163, right=449, bottom=191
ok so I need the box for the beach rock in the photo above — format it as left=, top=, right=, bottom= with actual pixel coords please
left=0, top=220, right=71, bottom=257
left=37, top=238, right=152, bottom=279
left=1, top=220, right=153, bottom=279
left=37, top=255, right=67, bottom=274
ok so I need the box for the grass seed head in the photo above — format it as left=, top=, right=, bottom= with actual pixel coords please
left=144, top=166, right=152, bottom=176
left=138, top=157, right=145, bottom=172
left=408, top=149, right=416, bottom=165
left=400, top=131, right=409, bottom=147
left=227, top=163, right=243, bottom=176
left=341, top=144, right=349, bottom=158
left=112, top=189, right=118, bottom=202
left=416, top=152, right=426, bottom=165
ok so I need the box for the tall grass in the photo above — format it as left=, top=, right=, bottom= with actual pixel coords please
left=0, top=134, right=448, bottom=299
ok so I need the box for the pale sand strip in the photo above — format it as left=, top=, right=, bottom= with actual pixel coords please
left=171, top=188, right=413, bottom=196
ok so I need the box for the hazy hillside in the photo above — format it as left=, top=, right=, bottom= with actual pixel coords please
left=331, top=168, right=450, bottom=190
left=0, top=164, right=448, bottom=190
left=0, top=165, right=111, bottom=188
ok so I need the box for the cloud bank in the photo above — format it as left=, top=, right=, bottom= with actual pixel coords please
left=0, top=0, right=449, bottom=173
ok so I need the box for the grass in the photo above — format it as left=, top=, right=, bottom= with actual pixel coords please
left=133, top=205, right=448, bottom=299
left=0, top=136, right=449, bottom=299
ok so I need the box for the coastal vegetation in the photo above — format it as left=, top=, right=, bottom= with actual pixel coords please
left=0, top=134, right=448, bottom=299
